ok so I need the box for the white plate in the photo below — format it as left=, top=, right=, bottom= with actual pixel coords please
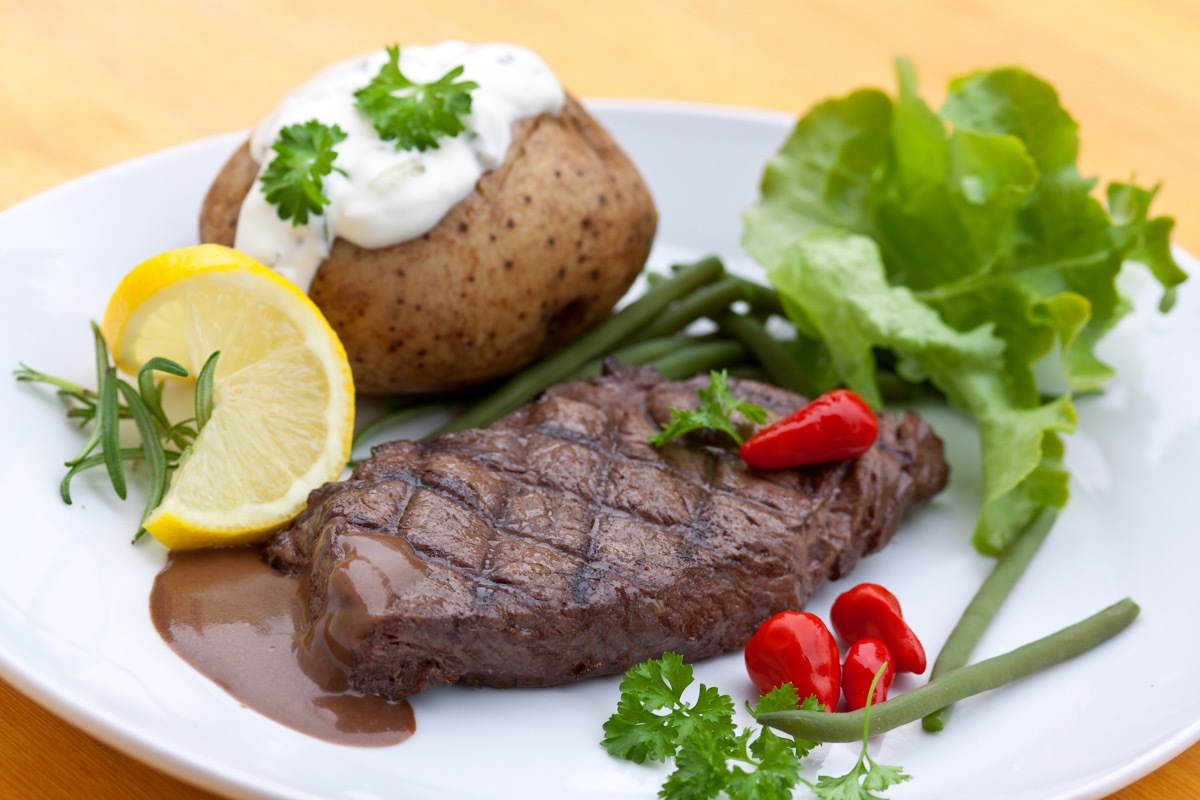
left=1, top=102, right=1198, bottom=800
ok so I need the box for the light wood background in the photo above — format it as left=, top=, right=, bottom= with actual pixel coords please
left=1, top=1, right=1197, bottom=798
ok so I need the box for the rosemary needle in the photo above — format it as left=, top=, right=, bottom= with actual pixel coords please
left=15, top=322, right=219, bottom=542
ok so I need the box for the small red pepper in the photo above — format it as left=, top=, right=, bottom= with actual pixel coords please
left=830, top=583, right=926, bottom=674
left=841, top=638, right=895, bottom=711
left=738, top=389, right=878, bottom=470
left=744, top=611, right=840, bottom=711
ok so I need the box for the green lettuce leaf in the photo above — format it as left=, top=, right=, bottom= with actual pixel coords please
left=769, top=232, right=1075, bottom=552
left=742, top=88, right=892, bottom=270
left=744, top=58, right=1187, bottom=553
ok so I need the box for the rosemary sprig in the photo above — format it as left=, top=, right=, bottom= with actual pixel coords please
left=15, top=323, right=220, bottom=542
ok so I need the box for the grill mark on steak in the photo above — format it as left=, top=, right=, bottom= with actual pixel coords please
left=267, top=365, right=949, bottom=700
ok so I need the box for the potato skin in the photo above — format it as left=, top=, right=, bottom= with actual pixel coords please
left=200, top=97, right=657, bottom=395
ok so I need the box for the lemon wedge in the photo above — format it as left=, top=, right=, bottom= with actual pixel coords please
left=100, top=244, right=355, bottom=549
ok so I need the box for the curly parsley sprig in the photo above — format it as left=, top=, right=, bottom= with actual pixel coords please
left=602, top=652, right=909, bottom=800
left=354, top=44, right=479, bottom=152
left=259, top=119, right=348, bottom=226
left=648, top=369, right=768, bottom=447
left=257, top=46, right=478, bottom=224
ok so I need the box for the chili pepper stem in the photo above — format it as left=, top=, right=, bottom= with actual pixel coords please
left=860, top=664, right=889, bottom=747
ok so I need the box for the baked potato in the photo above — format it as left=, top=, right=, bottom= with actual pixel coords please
left=200, top=96, right=657, bottom=395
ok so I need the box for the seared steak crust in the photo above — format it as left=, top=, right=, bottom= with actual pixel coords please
left=267, top=366, right=948, bottom=700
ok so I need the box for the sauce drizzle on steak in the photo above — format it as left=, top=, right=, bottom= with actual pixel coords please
left=266, top=366, right=949, bottom=701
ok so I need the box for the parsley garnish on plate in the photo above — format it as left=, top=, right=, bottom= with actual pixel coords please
left=648, top=369, right=768, bottom=447
left=354, top=44, right=479, bottom=152
left=602, top=652, right=908, bottom=799
left=259, top=119, right=348, bottom=226
left=601, top=651, right=739, bottom=764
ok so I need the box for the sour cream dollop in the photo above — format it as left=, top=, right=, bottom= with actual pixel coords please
left=234, top=42, right=565, bottom=288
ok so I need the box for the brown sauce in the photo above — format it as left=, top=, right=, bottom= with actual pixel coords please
left=149, top=545, right=416, bottom=746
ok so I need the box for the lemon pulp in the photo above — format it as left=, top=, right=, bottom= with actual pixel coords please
left=101, top=244, right=354, bottom=549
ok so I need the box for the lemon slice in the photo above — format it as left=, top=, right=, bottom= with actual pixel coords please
left=101, top=244, right=355, bottom=549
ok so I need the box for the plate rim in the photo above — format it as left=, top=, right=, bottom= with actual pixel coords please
left=0, top=98, right=1197, bottom=800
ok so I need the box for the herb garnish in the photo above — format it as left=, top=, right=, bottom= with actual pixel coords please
left=259, top=45, right=478, bottom=224
left=602, top=652, right=908, bottom=799
left=15, top=324, right=219, bottom=541
left=259, top=119, right=348, bottom=226
left=649, top=369, right=768, bottom=447
left=809, top=669, right=909, bottom=800
left=354, top=44, right=479, bottom=152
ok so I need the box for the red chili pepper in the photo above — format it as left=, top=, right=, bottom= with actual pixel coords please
left=841, top=638, right=895, bottom=711
left=744, top=611, right=840, bottom=711
left=738, top=389, right=878, bottom=470
left=830, top=583, right=926, bottom=674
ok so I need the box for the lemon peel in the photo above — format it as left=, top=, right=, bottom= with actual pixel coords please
left=101, top=244, right=354, bottom=548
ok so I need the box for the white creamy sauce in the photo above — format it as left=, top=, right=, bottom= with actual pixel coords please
left=234, top=42, right=565, bottom=288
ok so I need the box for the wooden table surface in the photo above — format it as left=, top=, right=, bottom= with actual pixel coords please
left=1, top=1, right=1197, bottom=798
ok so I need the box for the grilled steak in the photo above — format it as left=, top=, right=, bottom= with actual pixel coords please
left=266, top=366, right=948, bottom=700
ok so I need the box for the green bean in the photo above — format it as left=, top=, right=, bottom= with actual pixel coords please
left=436, top=257, right=724, bottom=434
left=352, top=402, right=454, bottom=451
left=568, top=337, right=697, bottom=381
left=651, top=341, right=747, bottom=379
left=632, top=277, right=744, bottom=342
left=757, top=597, right=1139, bottom=742
left=355, top=338, right=730, bottom=451
left=727, top=365, right=770, bottom=382
left=649, top=266, right=784, bottom=320
left=714, top=312, right=818, bottom=398
left=383, top=384, right=492, bottom=412
left=922, top=508, right=1057, bottom=732
left=732, top=276, right=786, bottom=318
